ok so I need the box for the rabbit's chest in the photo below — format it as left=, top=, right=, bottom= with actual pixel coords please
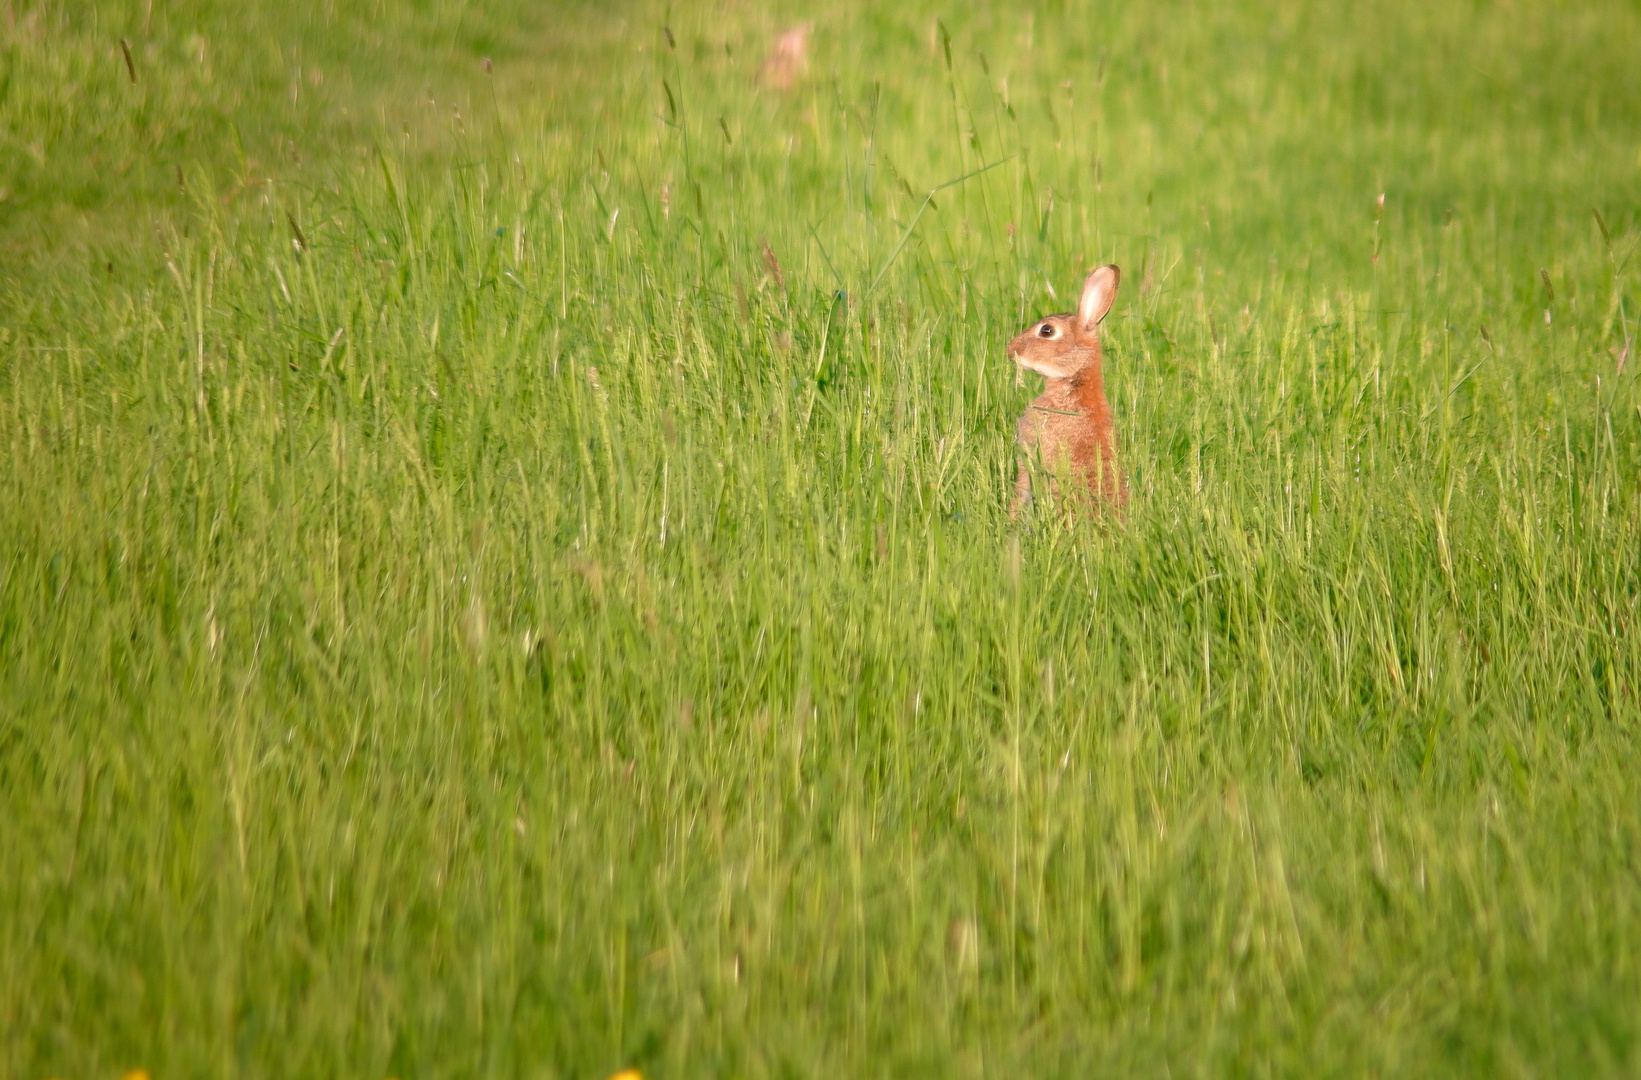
left=1017, top=388, right=1085, bottom=452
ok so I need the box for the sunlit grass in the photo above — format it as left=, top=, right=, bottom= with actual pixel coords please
left=2, top=0, right=1640, bottom=1076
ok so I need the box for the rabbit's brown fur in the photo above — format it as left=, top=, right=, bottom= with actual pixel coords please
left=1008, top=264, right=1126, bottom=515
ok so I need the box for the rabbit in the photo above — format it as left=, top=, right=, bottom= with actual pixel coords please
left=1008, top=264, right=1126, bottom=516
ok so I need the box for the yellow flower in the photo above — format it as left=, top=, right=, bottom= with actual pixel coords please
left=606, top=1070, right=643, bottom=1080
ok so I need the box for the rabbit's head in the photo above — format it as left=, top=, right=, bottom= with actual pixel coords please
left=1007, top=265, right=1119, bottom=380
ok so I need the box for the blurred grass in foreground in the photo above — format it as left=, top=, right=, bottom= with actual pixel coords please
left=3, top=0, right=1641, bottom=1076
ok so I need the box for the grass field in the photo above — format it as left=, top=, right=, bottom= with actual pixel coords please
left=3, top=0, right=1641, bottom=1075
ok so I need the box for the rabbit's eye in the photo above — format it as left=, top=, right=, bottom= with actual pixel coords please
left=1038, top=324, right=1055, bottom=338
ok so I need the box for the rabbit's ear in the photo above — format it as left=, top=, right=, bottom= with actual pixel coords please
left=1077, top=264, right=1120, bottom=331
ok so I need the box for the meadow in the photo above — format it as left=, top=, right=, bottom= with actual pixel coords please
left=2, top=0, right=1640, bottom=1075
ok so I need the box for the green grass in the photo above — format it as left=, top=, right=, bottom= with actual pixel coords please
left=3, top=0, right=1641, bottom=1076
